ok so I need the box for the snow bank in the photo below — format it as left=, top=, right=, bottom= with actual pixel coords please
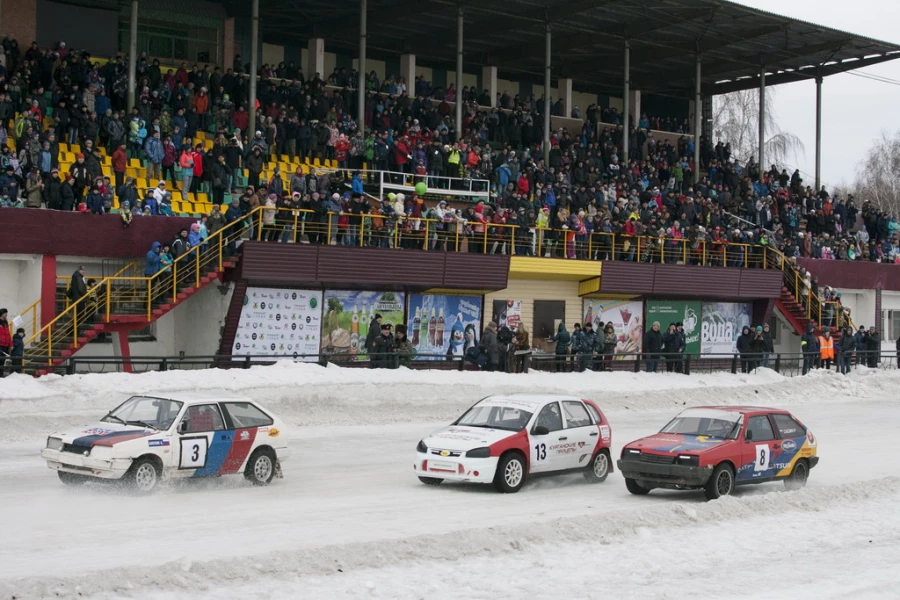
left=2, top=362, right=896, bottom=442
left=3, top=477, right=897, bottom=600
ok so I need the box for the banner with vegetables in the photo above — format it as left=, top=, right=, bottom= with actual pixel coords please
left=321, top=290, right=406, bottom=359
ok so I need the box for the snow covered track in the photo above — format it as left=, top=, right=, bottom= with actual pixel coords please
left=2, top=366, right=900, bottom=599
left=1, top=478, right=898, bottom=600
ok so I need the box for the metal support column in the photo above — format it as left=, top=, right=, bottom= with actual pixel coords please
left=358, top=0, right=367, bottom=130
left=455, top=6, right=464, bottom=142
left=248, top=0, right=259, bottom=137
left=758, top=66, right=766, bottom=171
left=622, top=41, right=630, bottom=162
left=694, top=54, right=701, bottom=183
left=543, top=23, right=551, bottom=165
left=815, top=76, right=823, bottom=190
left=127, top=0, right=138, bottom=114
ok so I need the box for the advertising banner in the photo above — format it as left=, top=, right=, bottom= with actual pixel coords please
left=492, top=299, right=522, bottom=331
left=701, top=302, right=752, bottom=355
left=232, top=287, right=323, bottom=361
left=408, top=294, right=482, bottom=360
left=582, top=298, right=644, bottom=357
left=646, top=300, right=702, bottom=355
left=321, top=290, right=405, bottom=358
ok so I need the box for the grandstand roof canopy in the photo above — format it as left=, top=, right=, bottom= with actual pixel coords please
left=229, top=0, right=900, bottom=98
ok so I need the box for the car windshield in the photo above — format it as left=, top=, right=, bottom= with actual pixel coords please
left=456, top=404, right=533, bottom=432
left=660, top=409, right=742, bottom=439
left=102, top=396, right=184, bottom=431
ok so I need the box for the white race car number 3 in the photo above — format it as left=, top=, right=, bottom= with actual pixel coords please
left=180, top=437, right=209, bottom=469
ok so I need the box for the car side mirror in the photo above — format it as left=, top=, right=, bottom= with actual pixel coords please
left=533, top=425, right=550, bottom=436
left=178, top=421, right=188, bottom=434
left=745, top=430, right=753, bottom=441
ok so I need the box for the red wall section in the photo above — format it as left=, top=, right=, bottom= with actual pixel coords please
left=797, top=259, right=899, bottom=291
left=0, top=208, right=195, bottom=258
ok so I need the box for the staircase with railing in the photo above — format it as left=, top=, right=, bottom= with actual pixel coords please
left=21, top=209, right=254, bottom=373
left=766, top=248, right=854, bottom=340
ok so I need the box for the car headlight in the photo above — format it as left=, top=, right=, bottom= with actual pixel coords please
left=621, top=448, right=641, bottom=459
left=416, top=440, right=428, bottom=453
left=677, top=455, right=700, bottom=467
left=466, top=447, right=491, bottom=458
left=46, top=437, right=63, bottom=451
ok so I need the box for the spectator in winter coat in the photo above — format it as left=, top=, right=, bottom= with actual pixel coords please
left=642, top=321, right=664, bottom=373
left=801, top=324, right=819, bottom=375
left=112, top=144, right=128, bottom=191
left=0, top=308, right=12, bottom=375
left=145, top=241, right=162, bottom=276
left=736, top=325, right=754, bottom=373
left=839, top=327, right=856, bottom=374
left=86, top=187, right=105, bottom=214
left=550, top=322, right=571, bottom=372
left=372, top=323, right=395, bottom=368
left=9, top=327, right=25, bottom=374
left=144, top=132, right=164, bottom=185
left=481, top=321, right=500, bottom=371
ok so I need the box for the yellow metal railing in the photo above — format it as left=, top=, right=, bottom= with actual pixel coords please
left=15, top=298, right=41, bottom=342
left=765, top=246, right=854, bottom=331
left=23, top=210, right=257, bottom=367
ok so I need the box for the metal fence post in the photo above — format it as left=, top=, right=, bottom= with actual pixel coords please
left=457, top=356, right=465, bottom=371
left=66, top=357, right=76, bottom=375
left=684, top=354, right=691, bottom=376
left=731, top=355, right=738, bottom=374
left=319, top=354, right=328, bottom=367
left=244, top=356, right=252, bottom=369
left=634, top=355, right=641, bottom=373
left=161, top=357, right=168, bottom=371
left=774, top=354, right=781, bottom=373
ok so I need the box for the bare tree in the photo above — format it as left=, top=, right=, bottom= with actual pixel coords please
left=853, top=131, right=900, bottom=215
left=712, top=89, right=805, bottom=169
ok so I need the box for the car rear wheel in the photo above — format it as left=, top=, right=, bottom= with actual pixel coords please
left=625, top=477, right=651, bottom=495
left=57, top=471, right=87, bottom=486
left=244, top=448, right=276, bottom=486
left=583, top=451, right=610, bottom=483
left=704, top=463, right=734, bottom=500
left=418, top=477, right=443, bottom=486
left=493, top=453, right=526, bottom=493
left=784, top=460, right=809, bottom=491
left=125, top=457, right=161, bottom=494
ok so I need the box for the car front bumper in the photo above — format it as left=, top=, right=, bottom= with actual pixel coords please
left=41, top=448, right=132, bottom=480
left=414, top=452, right=498, bottom=484
left=617, top=458, right=714, bottom=489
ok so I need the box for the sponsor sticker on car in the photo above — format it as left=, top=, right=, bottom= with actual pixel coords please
left=781, top=439, right=797, bottom=451
left=148, top=439, right=170, bottom=447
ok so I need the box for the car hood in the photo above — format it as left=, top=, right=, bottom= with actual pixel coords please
left=423, top=425, right=518, bottom=452
left=627, top=433, right=729, bottom=454
left=55, top=422, right=158, bottom=448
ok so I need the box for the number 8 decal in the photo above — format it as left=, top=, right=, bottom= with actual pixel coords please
left=754, top=444, right=771, bottom=472
left=179, top=437, right=209, bottom=469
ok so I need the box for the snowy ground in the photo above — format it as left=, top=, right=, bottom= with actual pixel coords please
left=0, top=365, right=898, bottom=599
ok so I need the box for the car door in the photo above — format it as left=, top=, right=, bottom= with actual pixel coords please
left=770, top=413, right=809, bottom=477
left=739, top=414, right=779, bottom=482
left=558, top=400, right=600, bottom=471
left=218, top=401, right=275, bottom=474
left=529, top=401, right=564, bottom=474
left=174, top=403, right=233, bottom=477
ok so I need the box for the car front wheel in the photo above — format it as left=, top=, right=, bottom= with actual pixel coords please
left=493, top=453, right=526, bottom=493
left=784, top=460, right=809, bottom=491
left=704, top=464, right=734, bottom=500
left=125, top=457, right=161, bottom=494
left=418, top=477, right=443, bottom=486
left=625, top=477, right=651, bottom=495
left=245, top=448, right=277, bottom=486
left=583, top=451, right=610, bottom=483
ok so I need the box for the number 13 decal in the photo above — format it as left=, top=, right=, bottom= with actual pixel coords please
left=534, top=443, right=547, bottom=461
left=179, top=437, right=209, bottom=469
left=754, top=444, right=771, bottom=472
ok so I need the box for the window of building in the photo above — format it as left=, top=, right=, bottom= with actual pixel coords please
left=885, top=310, right=900, bottom=341
left=119, top=18, right=220, bottom=64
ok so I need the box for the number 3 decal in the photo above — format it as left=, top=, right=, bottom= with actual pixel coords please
left=534, top=443, right=547, bottom=461
left=179, top=437, right=209, bottom=469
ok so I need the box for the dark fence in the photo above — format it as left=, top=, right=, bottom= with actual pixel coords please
left=16, top=350, right=900, bottom=378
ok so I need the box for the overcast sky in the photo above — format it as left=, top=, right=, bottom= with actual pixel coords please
left=730, top=0, right=900, bottom=188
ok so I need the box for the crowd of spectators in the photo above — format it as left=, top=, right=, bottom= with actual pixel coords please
left=1, top=37, right=899, bottom=269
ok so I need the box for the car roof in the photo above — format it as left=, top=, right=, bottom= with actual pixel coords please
left=692, top=405, right=788, bottom=415
left=480, top=394, right=586, bottom=409
left=133, top=392, right=255, bottom=405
